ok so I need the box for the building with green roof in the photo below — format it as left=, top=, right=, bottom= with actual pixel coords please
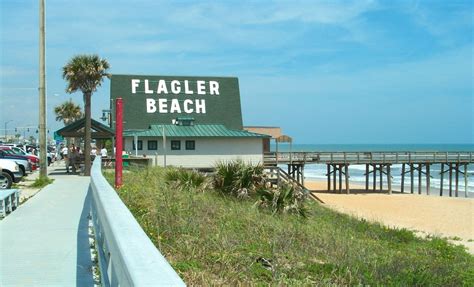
left=111, top=75, right=270, bottom=168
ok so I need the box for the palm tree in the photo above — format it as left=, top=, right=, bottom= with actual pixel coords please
left=54, top=99, right=83, bottom=146
left=54, top=99, right=83, bottom=126
left=63, top=55, right=110, bottom=176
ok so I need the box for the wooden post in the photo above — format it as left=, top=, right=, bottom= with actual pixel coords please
left=455, top=163, right=459, bottom=197
left=345, top=164, right=350, bottom=194
left=333, top=164, right=337, bottom=192
left=373, top=164, right=377, bottom=191
left=426, top=164, right=430, bottom=195
left=449, top=163, right=453, bottom=197
left=274, top=141, right=278, bottom=166
left=301, top=164, right=305, bottom=186
left=418, top=164, right=422, bottom=194
left=379, top=164, right=383, bottom=191
left=387, top=164, right=392, bottom=194
left=465, top=164, right=469, bottom=198
left=327, top=164, right=331, bottom=191
left=401, top=164, right=405, bottom=193
left=365, top=164, right=369, bottom=190
left=410, top=163, right=414, bottom=194
left=440, top=163, right=444, bottom=196
left=338, top=164, right=343, bottom=193
left=292, top=165, right=300, bottom=182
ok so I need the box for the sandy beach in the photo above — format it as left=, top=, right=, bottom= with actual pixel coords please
left=306, top=180, right=474, bottom=253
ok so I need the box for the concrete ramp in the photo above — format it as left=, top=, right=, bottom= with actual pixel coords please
left=0, top=171, right=93, bottom=286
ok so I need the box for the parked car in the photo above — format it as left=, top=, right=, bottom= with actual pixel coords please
left=16, top=145, right=54, bottom=166
left=0, top=146, right=39, bottom=170
left=0, top=159, right=23, bottom=189
left=0, top=150, right=31, bottom=176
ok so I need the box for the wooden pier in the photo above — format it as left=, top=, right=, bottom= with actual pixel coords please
left=264, top=151, right=473, bottom=197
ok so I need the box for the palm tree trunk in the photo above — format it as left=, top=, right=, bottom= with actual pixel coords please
left=84, top=92, right=92, bottom=176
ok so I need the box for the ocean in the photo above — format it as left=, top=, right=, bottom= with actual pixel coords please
left=271, top=144, right=474, bottom=194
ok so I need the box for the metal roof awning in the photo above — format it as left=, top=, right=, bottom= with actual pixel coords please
left=125, top=124, right=270, bottom=138
left=276, top=135, right=292, bottom=143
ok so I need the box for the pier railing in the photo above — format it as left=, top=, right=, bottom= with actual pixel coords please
left=264, top=151, right=474, bottom=165
left=90, top=157, right=186, bottom=286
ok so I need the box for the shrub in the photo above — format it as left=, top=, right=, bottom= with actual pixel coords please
left=164, top=168, right=208, bottom=192
left=256, top=183, right=308, bottom=217
left=213, top=160, right=264, bottom=197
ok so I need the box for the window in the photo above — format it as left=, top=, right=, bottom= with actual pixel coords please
left=132, top=140, right=143, bottom=150
left=171, top=140, right=181, bottom=150
left=148, top=140, right=157, bottom=150
left=185, top=140, right=195, bottom=150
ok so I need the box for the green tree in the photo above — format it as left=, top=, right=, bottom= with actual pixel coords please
left=63, top=55, right=110, bottom=176
left=54, top=99, right=83, bottom=126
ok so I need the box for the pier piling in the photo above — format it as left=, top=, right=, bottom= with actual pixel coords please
left=465, top=164, right=468, bottom=198
left=440, top=163, right=444, bottom=196
left=373, top=164, right=376, bottom=191
left=338, top=165, right=342, bottom=193
left=365, top=164, right=369, bottom=190
left=418, top=164, right=422, bottom=194
left=327, top=164, right=331, bottom=191
left=455, top=163, right=459, bottom=197
left=426, top=164, right=430, bottom=195
left=387, top=164, right=392, bottom=194
left=410, top=164, right=414, bottom=194
left=401, top=164, right=405, bottom=193
left=449, top=164, right=453, bottom=197
left=344, top=164, right=350, bottom=194
left=379, top=165, right=383, bottom=191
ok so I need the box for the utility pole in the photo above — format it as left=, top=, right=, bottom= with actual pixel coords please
left=162, top=125, right=166, bottom=167
left=39, top=0, right=47, bottom=177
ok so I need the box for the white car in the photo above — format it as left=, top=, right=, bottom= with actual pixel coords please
left=0, top=150, right=31, bottom=176
left=0, top=159, right=23, bottom=189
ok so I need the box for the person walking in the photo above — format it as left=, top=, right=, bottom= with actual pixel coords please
left=62, top=145, right=70, bottom=173
left=69, top=144, right=77, bottom=173
left=100, top=146, right=108, bottom=158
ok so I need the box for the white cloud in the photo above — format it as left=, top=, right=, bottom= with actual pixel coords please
left=0, top=66, right=34, bottom=77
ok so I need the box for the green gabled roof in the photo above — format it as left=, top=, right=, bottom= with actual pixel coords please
left=56, top=118, right=115, bottom=139
left=124, top=124, right=269, bottom=138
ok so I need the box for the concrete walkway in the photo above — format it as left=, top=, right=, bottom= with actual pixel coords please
left=0, top=163, right=94, bottom=286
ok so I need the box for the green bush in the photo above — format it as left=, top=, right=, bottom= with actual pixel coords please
left=256, top=183, right=308, bottom=217
left=213, top=160, right=264, bottom=197
left=164, top=168, right=208, bottom=192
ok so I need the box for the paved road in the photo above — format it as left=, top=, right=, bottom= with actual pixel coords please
left=0, top=163, right=94, bottom=286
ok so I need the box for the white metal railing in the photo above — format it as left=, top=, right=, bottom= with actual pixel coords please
left=90, top=157, right=186, bottom=286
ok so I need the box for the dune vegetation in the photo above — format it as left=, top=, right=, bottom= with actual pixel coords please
left=105, top=163, right=474, bottom=286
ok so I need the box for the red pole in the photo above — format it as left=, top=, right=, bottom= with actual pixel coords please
left=115, top=98, right=123, bottom=188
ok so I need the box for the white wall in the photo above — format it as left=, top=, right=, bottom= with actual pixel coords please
left=124, top=137, right=263, bottom=168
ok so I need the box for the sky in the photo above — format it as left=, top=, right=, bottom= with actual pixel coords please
left=0, top=0, right=472, bottom=144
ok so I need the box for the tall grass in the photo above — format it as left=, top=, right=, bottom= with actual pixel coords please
left=105, top=167, right=474, bottom=286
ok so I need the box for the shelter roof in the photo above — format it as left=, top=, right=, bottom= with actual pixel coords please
left=56, top=118, right=115, bottom=139
left=243, top=126, right=282, bottom=139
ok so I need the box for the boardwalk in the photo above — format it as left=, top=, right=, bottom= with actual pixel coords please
left=264, top=151, right=473, bottom=195
left=0, top=165, right=93, bottom=286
